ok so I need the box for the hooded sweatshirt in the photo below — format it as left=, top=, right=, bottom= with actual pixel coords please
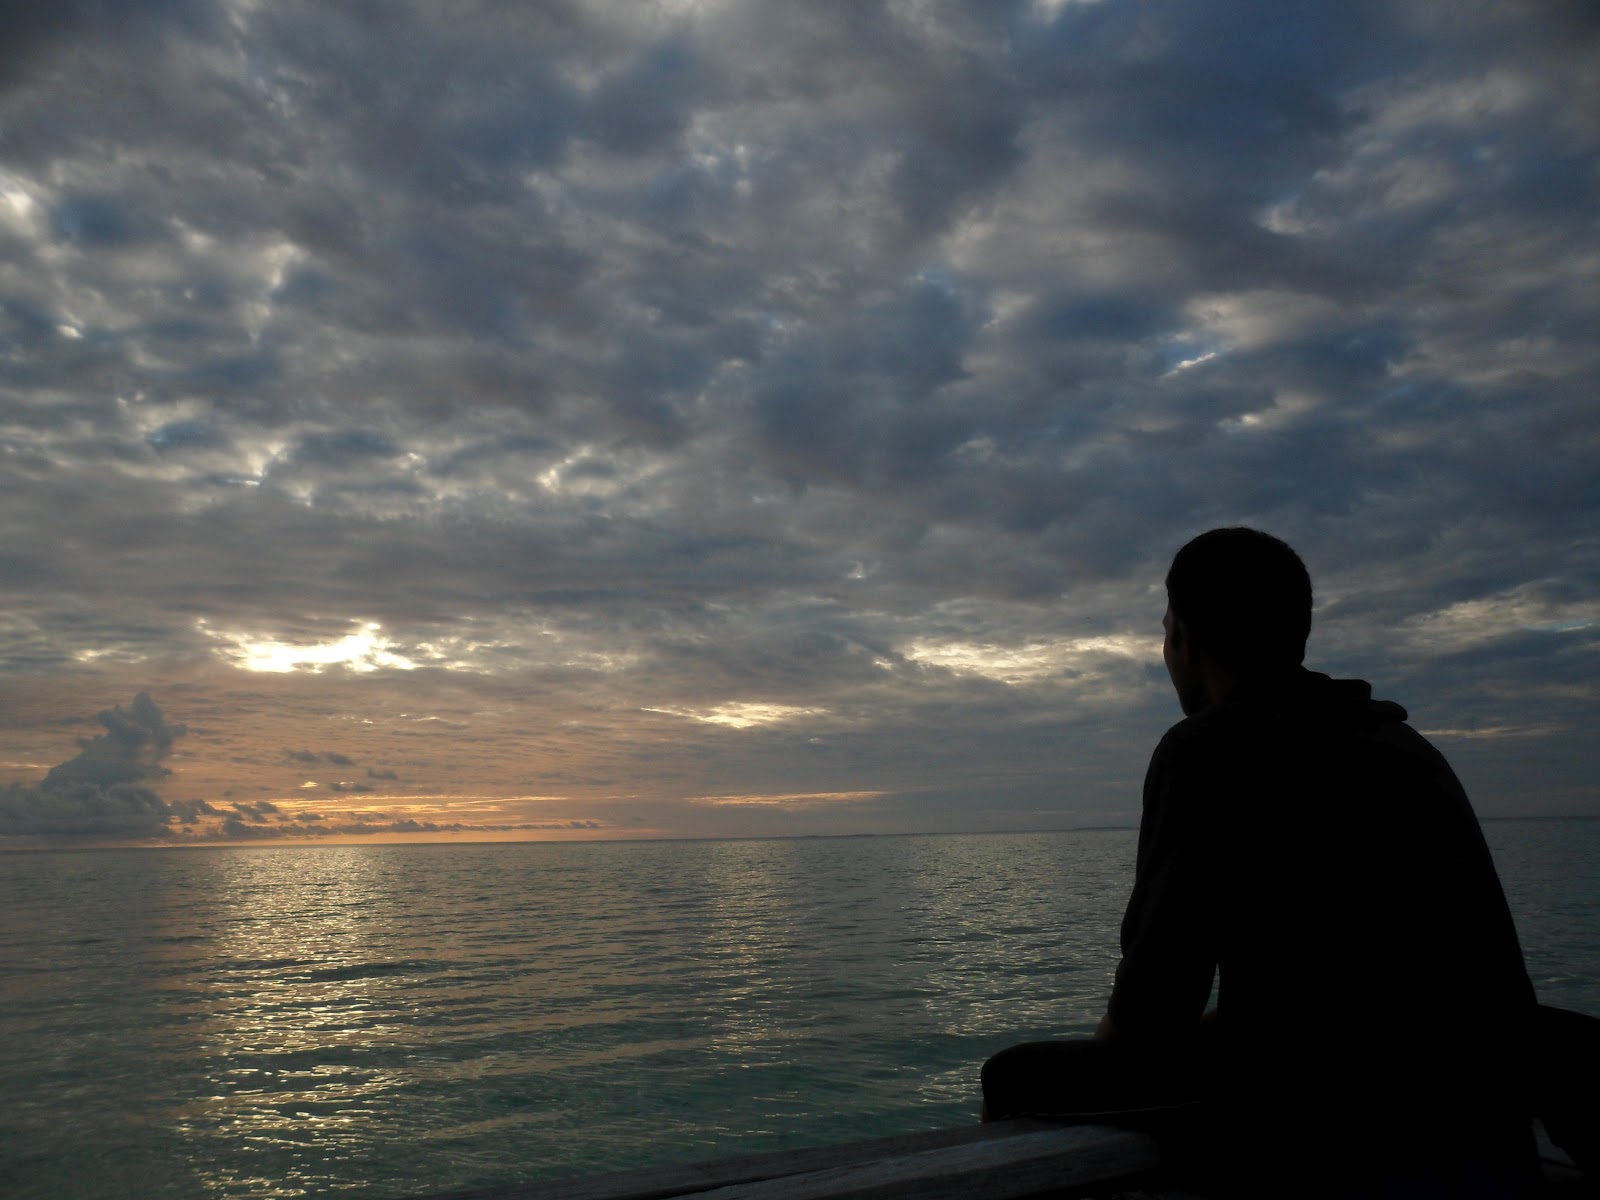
left=1108, top=668, right=1535, bottom=1164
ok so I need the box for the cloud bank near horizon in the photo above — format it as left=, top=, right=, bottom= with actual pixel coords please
left=2, top=693, right=612, bottom=843
left=1, top=1, right=1596, bottom=843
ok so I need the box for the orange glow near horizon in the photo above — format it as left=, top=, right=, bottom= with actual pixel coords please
left=132, top=825, right=675, bottom=849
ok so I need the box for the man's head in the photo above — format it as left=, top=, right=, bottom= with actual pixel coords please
left=1162, top=528, right=1312, bottom=713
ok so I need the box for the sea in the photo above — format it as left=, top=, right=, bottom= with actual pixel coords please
left=3, top=822, right=1597, bottom=1200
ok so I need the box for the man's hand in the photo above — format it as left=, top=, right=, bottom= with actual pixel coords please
left=1095, top=1008, right=1214, bottom=1041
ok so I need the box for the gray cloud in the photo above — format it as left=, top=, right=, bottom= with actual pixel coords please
left=205, top=812, right=606, bottom=842
left=41, top=693, right=186, bottom=789
left=0, top=694, right=188, bottom=838
left=1, top=1, right=1596, bottom=835
left=284, top=749, right=355, bottom=765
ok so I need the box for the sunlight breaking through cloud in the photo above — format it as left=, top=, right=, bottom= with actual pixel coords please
left=903, top=635, right=1157, bottom=685
left=645, top=702, right=832, bottom=729
left=202, top=622, right=418, bottom=674
left=1398, top=588, right=1599, bottom=656
left=689, top=790, right=885, bottom=807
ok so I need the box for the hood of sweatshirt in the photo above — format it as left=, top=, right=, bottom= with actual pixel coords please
left=1228, top=666, right=1409, bottom=727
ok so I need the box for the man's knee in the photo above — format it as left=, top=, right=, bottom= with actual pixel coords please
left=981, top=1038, right=1111, bottom=1120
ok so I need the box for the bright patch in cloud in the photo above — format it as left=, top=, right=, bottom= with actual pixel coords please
left=1027, top=0, right=1106, bottom=19
left=904, top=635, right=1154, bottom=684
left=690, top=790, right=885, bottom=807
left=1418, top=724, right=1562, bottom=741
left=1221, top=389, right=1321, bottom=434
left=1399, top=588, right=1598, bottom=655
left=1169, top=350, right=1217, bottom=373
left=1186, top=290, right=1343, bottom=352
left=645, top=702, right=830, bottom=728
left=203, top=621, right=418, bottom=673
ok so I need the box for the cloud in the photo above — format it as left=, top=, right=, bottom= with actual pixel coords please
left=0, top=1, right=213, bottom=93
left=169, top=797, right=221, bottom=825
left=0, top=693, right=617, bottom=844
left=690, top=791, right=885, bottom=809
left=0, top=2, right=1596, bottom=836
left=41, top=692, right=185, bottom=787
left=284, top=748, right=355, bottom=765
left=201, top=812, right=608, bottom=841
left=0, top=693, right=188, bottom=838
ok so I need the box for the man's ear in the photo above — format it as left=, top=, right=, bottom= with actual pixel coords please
left=1170, top=616, right=1207, bottom=670
left=1168, top=615, right=1190, bottom=659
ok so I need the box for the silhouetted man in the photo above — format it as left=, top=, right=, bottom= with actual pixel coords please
left=983, top=528, right=1541, bottom=1196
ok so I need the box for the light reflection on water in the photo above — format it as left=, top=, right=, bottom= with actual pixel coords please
left=3, top=823, right=1595, bottom=1200
left=168, top=848, right=424, bottom=1198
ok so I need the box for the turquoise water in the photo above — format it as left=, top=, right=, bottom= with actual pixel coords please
left=2, top=823, right=1596, bottom=1199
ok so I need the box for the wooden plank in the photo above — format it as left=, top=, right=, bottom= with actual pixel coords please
left=685, top=1125, right=1160, bottom=1200
left=1534, top=1119, right=1585, bottom=1190
left=404, top=1116, right=1593, bottom=1200
left=412, top=1120, right=1159, bottom=1200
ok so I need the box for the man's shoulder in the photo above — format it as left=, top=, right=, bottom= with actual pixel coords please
left=1151, top=692, right=1273, bottom=754
left=1149, top=670, right=1434, bottom=777
left=1146, top=705, right=1248, bottom=783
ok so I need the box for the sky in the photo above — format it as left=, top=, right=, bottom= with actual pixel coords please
left=1, top=0, right=1596, bottom=848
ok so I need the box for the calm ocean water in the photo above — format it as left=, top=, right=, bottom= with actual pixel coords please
left=3, top=823, right=1597, bottom=1200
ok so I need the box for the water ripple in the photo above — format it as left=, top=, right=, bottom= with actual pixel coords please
left=1, top=824, right=1594, bottom=1200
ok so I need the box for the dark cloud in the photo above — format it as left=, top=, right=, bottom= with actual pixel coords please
left=0, top=779, right=173, bottom=839
left=0, top=0, right=213, bottom=92
left=287, top=431, right=402, bottom=468
left=50, top=195, right=148, bottom=247
left=284, top=749, right=355, bottom=765
left=42, top=693, right=185, bottom=790
left=1, top=694, right=187, bottom=838
left=169, top=798, right=221, bottom=825
left=148, top=419, right=228, bottom=452
left=201, top=813, right=607, bottom=841
left=226, top=800, right=277, bottom=823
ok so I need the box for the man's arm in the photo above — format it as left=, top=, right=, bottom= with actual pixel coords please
left=1104, top=730, right=1219, bottom=1042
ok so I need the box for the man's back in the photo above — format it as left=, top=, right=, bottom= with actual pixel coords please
left=1114, top=667, right=1536, bottom=1170
left=983, top=530, right=1545, bottom=1194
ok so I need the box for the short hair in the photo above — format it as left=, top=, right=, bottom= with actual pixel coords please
left=1165, top=528, right=1312, bottom=674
